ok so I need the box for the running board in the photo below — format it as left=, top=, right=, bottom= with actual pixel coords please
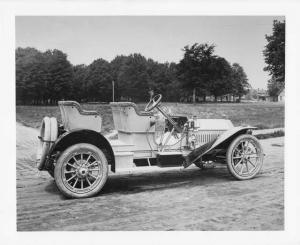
left=110, top=165, right=184, bottom=175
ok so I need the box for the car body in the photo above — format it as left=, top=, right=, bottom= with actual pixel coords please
left=36, top=94, right=264, bottom=198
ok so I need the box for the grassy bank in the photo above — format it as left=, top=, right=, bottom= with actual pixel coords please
left=16, top=101, right=284, bottom=133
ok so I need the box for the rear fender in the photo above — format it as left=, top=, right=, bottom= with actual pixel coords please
left=46, top=129, right=115, bottom=172
left=185, top=126, right=256, bottom=166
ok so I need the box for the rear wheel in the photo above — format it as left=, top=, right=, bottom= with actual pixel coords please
left=54, top=143, right=108, bottom=198
left=227, top=134, right=263, bottom=180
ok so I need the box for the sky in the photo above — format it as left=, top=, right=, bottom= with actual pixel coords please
left=16, top=16, right=285, bottom=89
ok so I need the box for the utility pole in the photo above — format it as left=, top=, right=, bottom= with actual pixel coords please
left=192, top=88, right=196, bottom=104
left=112, top=80, right=115, bottom=102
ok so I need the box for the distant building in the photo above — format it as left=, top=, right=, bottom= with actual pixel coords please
left=256, top=89, right=269, bottom=101
left=245, top=88, right=278, bottom=102
left=278, top=88, right=285, bottom=102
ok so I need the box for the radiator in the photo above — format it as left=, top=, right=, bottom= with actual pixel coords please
left=192, top=130, right=225, bottom=146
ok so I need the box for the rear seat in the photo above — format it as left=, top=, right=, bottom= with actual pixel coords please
left=58, top=101, right=102, bottom=132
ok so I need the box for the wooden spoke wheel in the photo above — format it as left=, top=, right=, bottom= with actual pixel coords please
left=227, top=134, right=264, bottom=180
left=54, top=143, right=108, bottom=198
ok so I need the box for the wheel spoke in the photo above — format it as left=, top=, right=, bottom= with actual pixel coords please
left=72, top=157, right=79, bottom=165
left=89, top=168, right=100, bottom=173
left=234, top=148, right=243, bottom=155
left=233, top=156, right=243, bottom=159
left=87, top=161, right=99, bottom=168
left=245, top=161, right=249, bottom=173
left=72, top=178, right=78, bottom=188
left=234, top=158, right=243, bottom=167
left=244, top=140, right=250, bottom=152
left=239, top=163, right=244, bottom=175
left=81, top=179, right=83, bottom=189
left=85, top=154, right=92, bottom=165
left=248, top=156, right=259, bottom=160
left=86, top=176, right=92, bottom=186
left=247, top=158, right=256, bottom=168
left=89, top=173, right=98, bottom=179
left=65, top=170, right=76, bottom=174
left=66, top=163, right=76, bottom=169
left=67, top=174, right=77, bottom=182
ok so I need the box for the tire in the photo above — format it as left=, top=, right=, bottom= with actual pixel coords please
left=226, top=134, right=264, bottom=180
left=50, top=117, right=58, bottom=143
left=54, top=143, right=108, bottom=198
left=36, top=117, right=58, bottom=171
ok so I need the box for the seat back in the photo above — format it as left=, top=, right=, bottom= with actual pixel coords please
left=58, top=101, right=102, bottom=132
left=110, top=102, right=154, bottom=133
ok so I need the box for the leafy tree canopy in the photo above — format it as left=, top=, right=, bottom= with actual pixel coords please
left=263, top=20, right=285, bottom=95
left=16, top=44, right=251, bottom=104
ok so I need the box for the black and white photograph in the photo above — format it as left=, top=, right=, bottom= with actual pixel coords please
left=1, top=0, right=300, bottom=244
left=15, top=15, right=285, bottom=231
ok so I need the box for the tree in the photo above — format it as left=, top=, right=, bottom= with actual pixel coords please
left=163, top=62, right=180, bottom=102
left=16, top=48, right=74, bottom=104
left=113, top=54, right=150, bottom=102
left=146, top=60, right=173, bottom=96
left=177, top=43, right=238, bottom=102
left=263, top=20, right=285, bottom=95
left=206, top=56, right=233, bottom=101
left=16, top=47, right=48, bottom=104
left=44, top=49, right=74, bottom=104
left=110, top=55, right=130, bottom=101
left=177, top=43, right=216, bottom=102
left=231, top=63, right=250, bottom=100
left=267, top=77, right=284, bottom=97
left=85, top=59, right=112, bottom=102
left=111, top=54, right=179, bottom=102
left=72, top=64, right=89, bottom=101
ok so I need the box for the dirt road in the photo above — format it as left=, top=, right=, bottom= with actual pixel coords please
left=16, top=123, right=284, bottom=231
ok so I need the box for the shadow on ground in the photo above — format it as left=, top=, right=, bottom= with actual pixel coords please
left=43, top=165, right=266, bottom=199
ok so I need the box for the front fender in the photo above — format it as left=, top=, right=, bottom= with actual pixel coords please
left=184, top=126, right=256, bottom=166
left=46, top=129, right=115, bottom=172
left=209, top=126, right=256, bottom=151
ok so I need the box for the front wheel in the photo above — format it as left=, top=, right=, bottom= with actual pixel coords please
left=54, top=143, right=108, bottom=198
left=227, top=134, right=264, bottom=180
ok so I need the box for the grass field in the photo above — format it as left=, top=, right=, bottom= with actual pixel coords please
left=16, top=102, right=284, bottom=133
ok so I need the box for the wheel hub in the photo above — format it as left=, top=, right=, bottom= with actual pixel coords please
left=77, top=166, right=89, bottom=178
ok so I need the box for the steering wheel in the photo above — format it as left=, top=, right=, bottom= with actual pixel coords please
left=145, top=94, right=162, bottom=112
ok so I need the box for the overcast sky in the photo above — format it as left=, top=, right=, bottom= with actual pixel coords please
left=16, top=16, right=285, bottom=89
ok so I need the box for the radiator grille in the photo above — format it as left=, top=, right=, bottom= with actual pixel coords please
left=193, top=130, right=225, bottom=146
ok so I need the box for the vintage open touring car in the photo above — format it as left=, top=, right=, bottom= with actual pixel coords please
left=36, top=94, right=264, bottom=198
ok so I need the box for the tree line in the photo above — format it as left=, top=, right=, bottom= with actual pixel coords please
left=16, top=43, right=250, bottom=105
